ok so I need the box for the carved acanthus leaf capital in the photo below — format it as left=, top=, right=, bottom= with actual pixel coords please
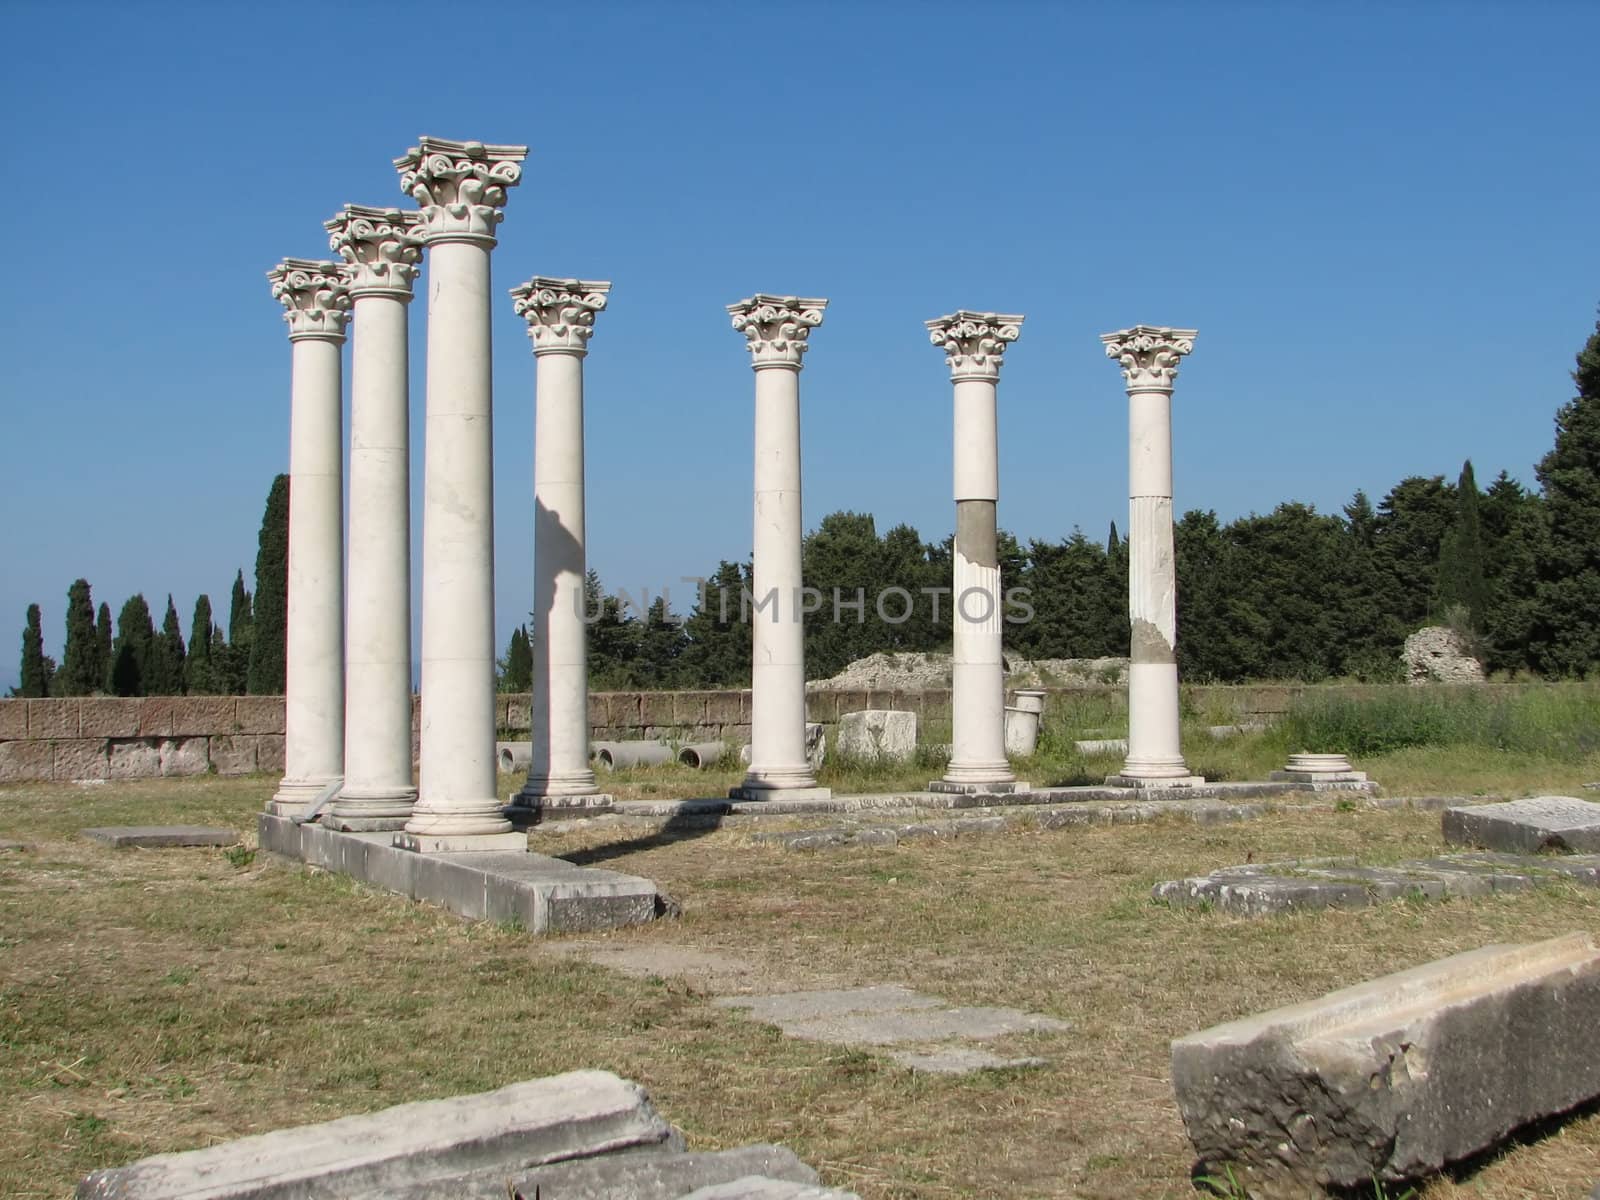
left=727, top=294, right=828, bottom=369
left=393, top=137, right=528, bottom=246
left=268, top=258, right=351, bottom=342
left=326, top=205, right=423, bottom=298
left=510, top=277, right=611, bottom=355
left=926, top=311, right=1024, bottom=381
left=1100, top=325, right=1198, bottom=394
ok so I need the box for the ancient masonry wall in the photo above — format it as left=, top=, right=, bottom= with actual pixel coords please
left=0, top=683, right=1521, bottom=784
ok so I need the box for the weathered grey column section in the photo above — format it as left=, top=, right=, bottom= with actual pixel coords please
left=396, top=137, right=528, bottom=852
left=1101, top=325, right=1202, bottom=787
left=728, top=296, right=831, bottom=802
left=266, top=260, right=349, bottom=814
left=324, top=206, right=422, bottom=830
left=926, top=312, right=1028, bottom=795
left=507, top=278, right=615, bottom=822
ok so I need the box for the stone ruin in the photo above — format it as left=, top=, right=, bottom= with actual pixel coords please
left=1402, top=625, right=1486, bottom=684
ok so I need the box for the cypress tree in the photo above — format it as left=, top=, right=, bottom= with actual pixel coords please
left=111, top=594, right=155, bottom=696
left=186, top=594, right=215, bottom=694
left=1106, top=521, right=1120, bottom=554
left=17, top=604, right=54, bottom=698
left=248, top=474, right=289, bottom=694
left=229, top=569, right=253, bottom=649
left=1531, top=311, right=1600, bottom=675
left=58, top=579, right=100, bottom=695
left=501, top=624, right=533, bottom=693
left=1434, top=459, right=1489, bottom=633
left=95, top=603, right=113, bottom=693
left=143, top=594, right=187, bottom=696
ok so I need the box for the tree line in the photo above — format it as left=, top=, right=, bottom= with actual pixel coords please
left=13, top=476, right=289, bottom=697
left=502, top=311, right=1600, bottom=689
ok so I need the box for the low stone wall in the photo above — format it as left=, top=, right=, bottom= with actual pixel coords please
left=0, top=681, right=1550, bottom=785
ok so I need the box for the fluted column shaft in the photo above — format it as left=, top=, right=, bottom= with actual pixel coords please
left=267, top=260, right=349, bottom=814
left=1102, top=325, right=1200, bottom=786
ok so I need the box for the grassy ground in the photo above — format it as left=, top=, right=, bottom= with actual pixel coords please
left=5, top=767, right=1600, bottom=1199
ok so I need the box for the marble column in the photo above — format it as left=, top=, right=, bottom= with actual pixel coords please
left=926, top=312, right=1028, bottom=795
left=1100, top=325, right=1203, bottom=787
left=728, top=295, right=830, bottom=802
left=506, top=277, right=614, bottom=822
left=395, top=137, right=528, bottom=851
left=266, top=259, right=350, bottom=814
left=323, top=206, right=422, bottom=830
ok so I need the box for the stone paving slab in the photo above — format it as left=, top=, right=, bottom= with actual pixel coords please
left=715, top=985, right=943, bottom=1024
left=0, top=837, right=34, bottom=852
left=677, top=1179, right=861, bottom=1200
left=886, top=1046, right=1049, bottom=1074
left=1444, top=795, right=1600, bottom=854
left=715, top=986, right=1067, bottom=1052
left=503, top=1144, right=820, bottom=1200
left=82, top=825, right=236, bottom=848
left=1155, top=852, right=1600, bottom=915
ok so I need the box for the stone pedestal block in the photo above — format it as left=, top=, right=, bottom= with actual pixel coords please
left=1269, top=751, right=1369, bottom=784
left=1444, top=795, right=1600, bottom=854
left=836, top=710, right=918, bottom=762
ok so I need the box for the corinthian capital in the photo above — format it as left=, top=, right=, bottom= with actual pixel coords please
left=325, top=205, right=423, bottom=298
left=727, top=294, right=827, bottom=370
left=268, top=258, right=351, bottom=342
left=1100, top=325, right=1198, bottom=394
left=926, top=311, right=1024, bottom=382
left=393, top=137, right=528, bottom=246
left=510, top=277, right=611, bottom=355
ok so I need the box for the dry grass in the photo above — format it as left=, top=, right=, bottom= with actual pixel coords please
left=3, top=775, right=1600, bottom=1199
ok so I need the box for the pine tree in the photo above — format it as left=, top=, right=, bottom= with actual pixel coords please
left=186, top=594, right=215, bottom=694
left=95, top=603, right=113, bottom=692
left=1434, top=460, right=1489, bottom=633
left=248, top=475, right=289, bottom=694
left=110, top=594, right=155, bottom=696
left=57, top=579, right=100, bottom=695
left=17, top=604, right=54, bottom=697
left=1530, top=311, right=1600, bottom=675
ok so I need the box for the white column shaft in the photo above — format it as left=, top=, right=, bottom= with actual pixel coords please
left=945, top=377, right=1011, bottom=784
left=335, top=294, right=415, bottom=817
left=743, top=364, right=815, bottom=790
left=407, top=240, right=508, bottom=835
left=1122, top=387, right=1188, bottom=778
left=524, top=350, right=597, bottom=797
left=275, top=336, right=345, bottom=806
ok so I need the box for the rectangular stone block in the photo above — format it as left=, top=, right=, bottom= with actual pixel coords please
left=74, top=1070, right=676, bottom=1200
left=209, top=735, right=260, bottom=776
left=804, top=691, right=837, bottom=723
left=606, top=691, right=641, bottom=731
left=0, top=699, right=29, bottom=740
left=28, top=697, right=79, bottom=738
left=495, top=693, right=511, bottom=731
left=138, top=696, right=175, bottom=737
left=256, top=735, right=286, bottom=774
left=83, top=826, right=236, bottom=848
left=54, top=739, right=109, bottom=781
left=0, top=739, right=54, bottom=782
left=1444, top=796, right=1600, bottom=855
left=705, top=691, right=743, bottom=725
left=160, top=737, right=211, bottom=777
left=169, top=697, right=234, bottom=736
left=233, top=696, right=285, bottom=735
left=639, top=692, right=675, bottom=727
left=79, top=698, right=143, bottom=738
left=587, top=692, right=608, bottom=728
left=504, top=693, right=530, bottom=733
left=109, top=739, right=163, bottom=780
left=673, top=691, right=711, bottom=726
left=1171, top=933, right=1600, bottom=1195
left=835, top=710, right=917, bottom=763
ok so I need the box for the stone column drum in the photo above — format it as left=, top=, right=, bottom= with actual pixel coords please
left=728, top=296, right=831, bottom=802
left=323, top=206, right=423, bottom=830
left=1101, top=325, right=1202, bottom=787
left=926, top=312, right=1028, bottom=795
left=507, top=278, right=615, bottom=821
left=266, top=260, right=350, bottom=813
left=395, top=137, right=528, bottom=851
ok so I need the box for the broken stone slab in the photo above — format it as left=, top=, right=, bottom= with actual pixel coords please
left=834, top=710, right=916, bottom=763
left=714, top=985, right=944, bottom=1024
left=0, top=837, right=33, bottom=852
left=74, top=1070, right=675, bottom=1200
left=886, top=1046, right=1048, bottom=1074
left=675, top=1179, right=861, bottom=1200
left=1171, top=933, right=1600, bottom=1196
left=1444, top=795, right=1600, bottom=854
left=82, top=826, right=236, bottom=849
left=1073, top=737, right=1126, bottom=755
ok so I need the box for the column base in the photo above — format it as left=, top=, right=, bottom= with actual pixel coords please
left=928, top=779, right=1033, bottom=795
left=730, top=784, right=833, bottom=803
left=327, top=786, right=417, bottom=831
left=1105, top=774, right=1206, bottom=789
left=393, top=831, right=529, bottom=854
left=503, top=794, right=616, bottom=826
left=268, top=776, right=338, bottom=813
left=1268, top=770, right=1369, bottom=784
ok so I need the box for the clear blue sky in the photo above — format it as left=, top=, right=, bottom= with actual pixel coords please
left=2, top=2, right=1597, bottom=692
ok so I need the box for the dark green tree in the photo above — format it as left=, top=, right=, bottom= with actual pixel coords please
left=95, top=603, right=113, bottom=692
left=633, top=596, right=688, bottom=688
left=186, top=594, right=216, bottom=694
left=1479, top=470, right=1545, bottom=672
left=1530, top=311, right=1600, bottom=675
left=17, top=604, right=54, bottom=697
left=140, top=594, right=187, bottom=695
left=248, top=475, right=289, bottom=694
left=1371, top=475, right=1456, bottom=641
left=212, top=569, right=253, bottom=694
left=57, top=578, right=101, bottom=695
left=499, top=624, right=532, bottom=692
left=676, top=560, right=752, bottom=687
left=110, top=594, right=155, bottom=696
left=584, top=569, right=643, bottom=690
left=1434, top=460, right=1489, bottom=633
left=801, top=511, right=887, bottom=679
